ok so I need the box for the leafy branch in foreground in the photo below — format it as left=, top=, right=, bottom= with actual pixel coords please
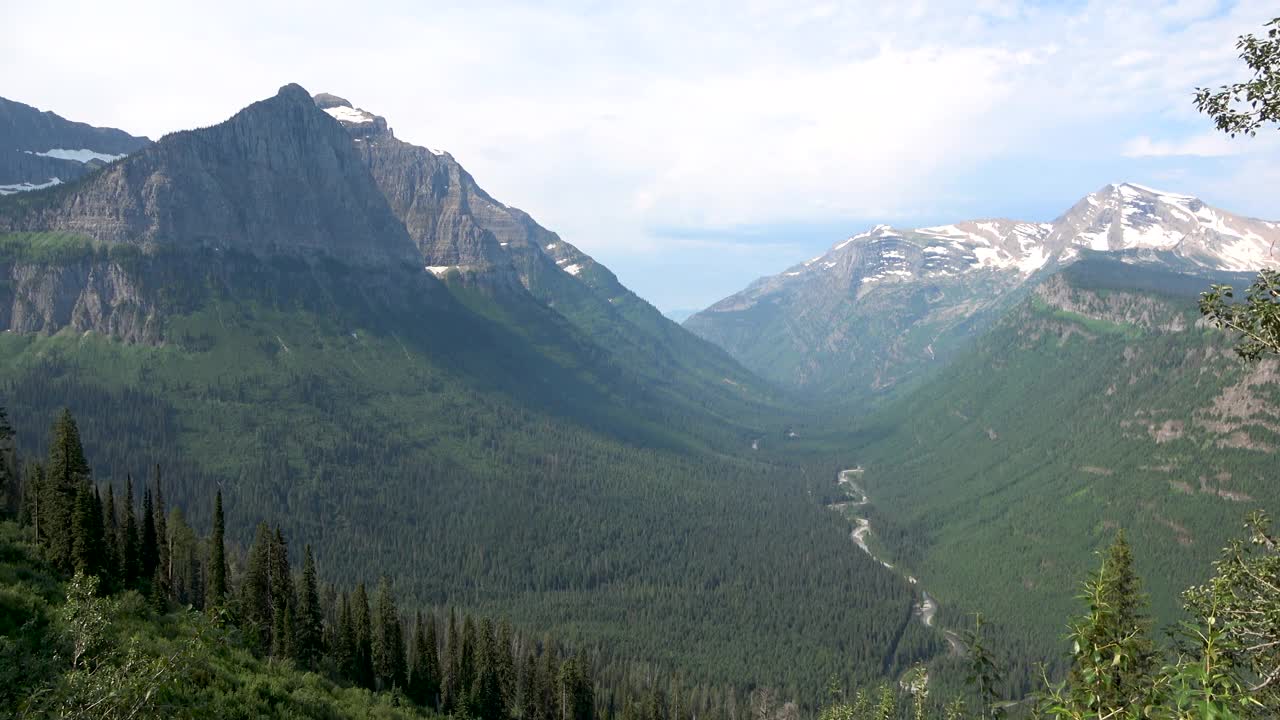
left=1200, top=270, right=1280, bottom=360
left=1194, top=16, right=1280, bottom=137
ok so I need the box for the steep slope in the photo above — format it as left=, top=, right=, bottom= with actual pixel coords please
left=841, top=255, right=1279, bottom=671
left=686, top=184, right=1280, bottom=403
left=0, top=95, right=149, bottom=195
left=0, top=85, right=928, bottom=702
left=315, top=93, right=779, bottom=441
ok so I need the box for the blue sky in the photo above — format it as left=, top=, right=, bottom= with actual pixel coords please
left=4, top=0, right=1279, bottom=312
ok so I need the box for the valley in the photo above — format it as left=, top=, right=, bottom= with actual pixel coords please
left=3, top=22, right=1280, bottom=716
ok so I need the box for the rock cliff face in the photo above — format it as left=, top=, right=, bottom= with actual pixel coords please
left=317, top=92, right=765, bottom=395
left=2, top=259, right=159, bottom=342
left=1, top=85, right=418, bottom=267
left=0, top=95, right=150, bottom=194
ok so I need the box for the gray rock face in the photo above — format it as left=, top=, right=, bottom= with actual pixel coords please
left=3, top=260, right=158, bottom=342
left=1, top=84, right=418, bottom=267
left=0, top=95, right=150, bottom=193
left=318, top=93, right=766, bottom=395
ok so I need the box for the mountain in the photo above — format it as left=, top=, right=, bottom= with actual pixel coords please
left=685, top=183, right=1280, bottom=402
left=315, top=92, right=777, bottom=440
left=834, top=255, right=1278, bottom=684
left=0, top=85, right=929, bottom=702
left=0, top=95, right=149, bottom=195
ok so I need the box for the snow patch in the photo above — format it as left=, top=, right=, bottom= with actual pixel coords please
left=425, top=265, right=456, bottom=276
left=563, top=263, right=582, bottom=276
left=323, top=106, right=374, bottom=124
left=26, top=148, right=127, bottom=163
left=0, top=177, right=62, bottom=195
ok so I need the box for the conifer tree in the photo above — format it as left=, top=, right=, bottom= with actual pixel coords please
left=353, top=582, right=375, bottom=689
left=206, top=489, right=227, bottom=609
left=295, top=544, right=324, bottom=671
left=45, top=409, right=90, bottom=569
left=1061, top=530, right=1157, bottom=716
left=472, top=616, right=505, bottom=720
left=101, top=484, right=120, bottom=592
left=372, top=576, right=407, bottom=691
left=240, top=521, right=274, bottom=654
left=497, top=619, right=516, bottom=713
left=558, top=656, right=593, bottom=720
left=152, top=466, right=169, bottom=596
left=410, top=610, right=442, bottom=710
left=140, top=486, right=158, bottom=579
left=19, top=463, right=44, bottom=535
left=333, top=591, right=356, bottom=681
left=71, top=483, right=99, bottom=580
left=119, top=475, right=141, bottom=588
left=0, top=405, right=15, bottom=515
left=269, top=527, right=295, bottom=659
left=444, top=608, right=461, bottom=712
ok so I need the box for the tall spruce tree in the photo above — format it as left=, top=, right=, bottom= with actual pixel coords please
left=101, top=484, right=120, bottom=592
left=206, top=489, right=227, bottom=608
left=269, top=527, right=295, bottom=659
left=333, top=591, right=356, bottom=682
left=352, top=582, right=375, bottom=690
left=152, top=467, right=169, bottom=597
left=295, top=545, right=324, bottom=671
left=140, top=486, right=158, bottom=579
left=1063, top=530, right=1157, bottom=716
left=471, top=617, right=505, bottom=720
left=0, top=405, right=15, bottom=515
left=444, top=608, right=461, bottom=712
left=119, top=475, right=141, bottom=588
left=45, top=409, right=90, bottom=570
left=70, top=483, right=103, bottom=581
left=240, top=521, right=274, bottom=655
left=410, top=610, right=442, bottom=710
left=372, top=576, right=407, bottom=691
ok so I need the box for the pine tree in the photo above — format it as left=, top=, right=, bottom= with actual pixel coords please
left=0, top=405, right=15, bottom=515
left=444, top=608, right=461, bottom=712
left=240, top=521, right=274, bottom=655
left=70, top=483, right=98, bottom=579
left=45, top=409, right=90, bottom=570
left=101, top=484, right=120, bottom=593
left=151, top=466, right=169, bottom=597
left=472, top=616, right=505, bottom=720
left=333, top=591, right=356, bottom=682
left=1063, top=530, right=1157, bottom=716
left=372, top=576, right=407, bottom=691
left=269, top=527, right=295, bottom=659
left=410, top=610, right=442, bottom=710
left=558, top=656, right=593, bottom=720
left=295, top=545, right=324, bottom=671
left=140, top=486, right=158, bottom=579
left=119, top=475, right=141, bottom=588
left=19, top=464, right=44, bottom=534
left=352, top=582, right=375, bottom=689
left=206, top=489, right=227, bottom=609
left=497, top=619, right=516, bottom=713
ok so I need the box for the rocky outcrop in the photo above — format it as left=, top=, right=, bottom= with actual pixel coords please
left=2, top=260, right=159, bottom=342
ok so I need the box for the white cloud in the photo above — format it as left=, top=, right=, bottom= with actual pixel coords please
left=2, top=0, right=1279, bottom=309
left=1122, top=132, right=1252, bottom=157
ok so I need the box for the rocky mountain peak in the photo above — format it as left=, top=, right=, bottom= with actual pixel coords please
left=312, top=92, right=352, bottom=110
left=0, top=82, right=419, bottom=266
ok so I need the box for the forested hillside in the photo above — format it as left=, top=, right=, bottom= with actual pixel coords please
left=0, top=86, right=934, bottom=706
left=832, top=257, right=1280, bottom=688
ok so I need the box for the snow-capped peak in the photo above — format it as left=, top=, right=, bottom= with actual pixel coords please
left=323, top=105, right=377, bottom=125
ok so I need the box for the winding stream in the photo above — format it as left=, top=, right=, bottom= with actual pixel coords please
left=831, top=468, right=962, bottom=653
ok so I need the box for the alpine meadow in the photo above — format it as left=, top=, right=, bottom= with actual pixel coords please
left=1, top=5, right=1279, bottom=720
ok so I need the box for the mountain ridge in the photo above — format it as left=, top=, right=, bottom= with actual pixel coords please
left=684, top=183, right=1280, bottom=401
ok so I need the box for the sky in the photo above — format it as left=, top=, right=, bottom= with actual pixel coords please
left=3, top=0, right=1279, bottom=313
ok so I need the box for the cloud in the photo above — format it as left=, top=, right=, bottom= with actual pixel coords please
left=3, top=0, right=1280, bottom=309
left=1122, top=132, right=1251, bottom=157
